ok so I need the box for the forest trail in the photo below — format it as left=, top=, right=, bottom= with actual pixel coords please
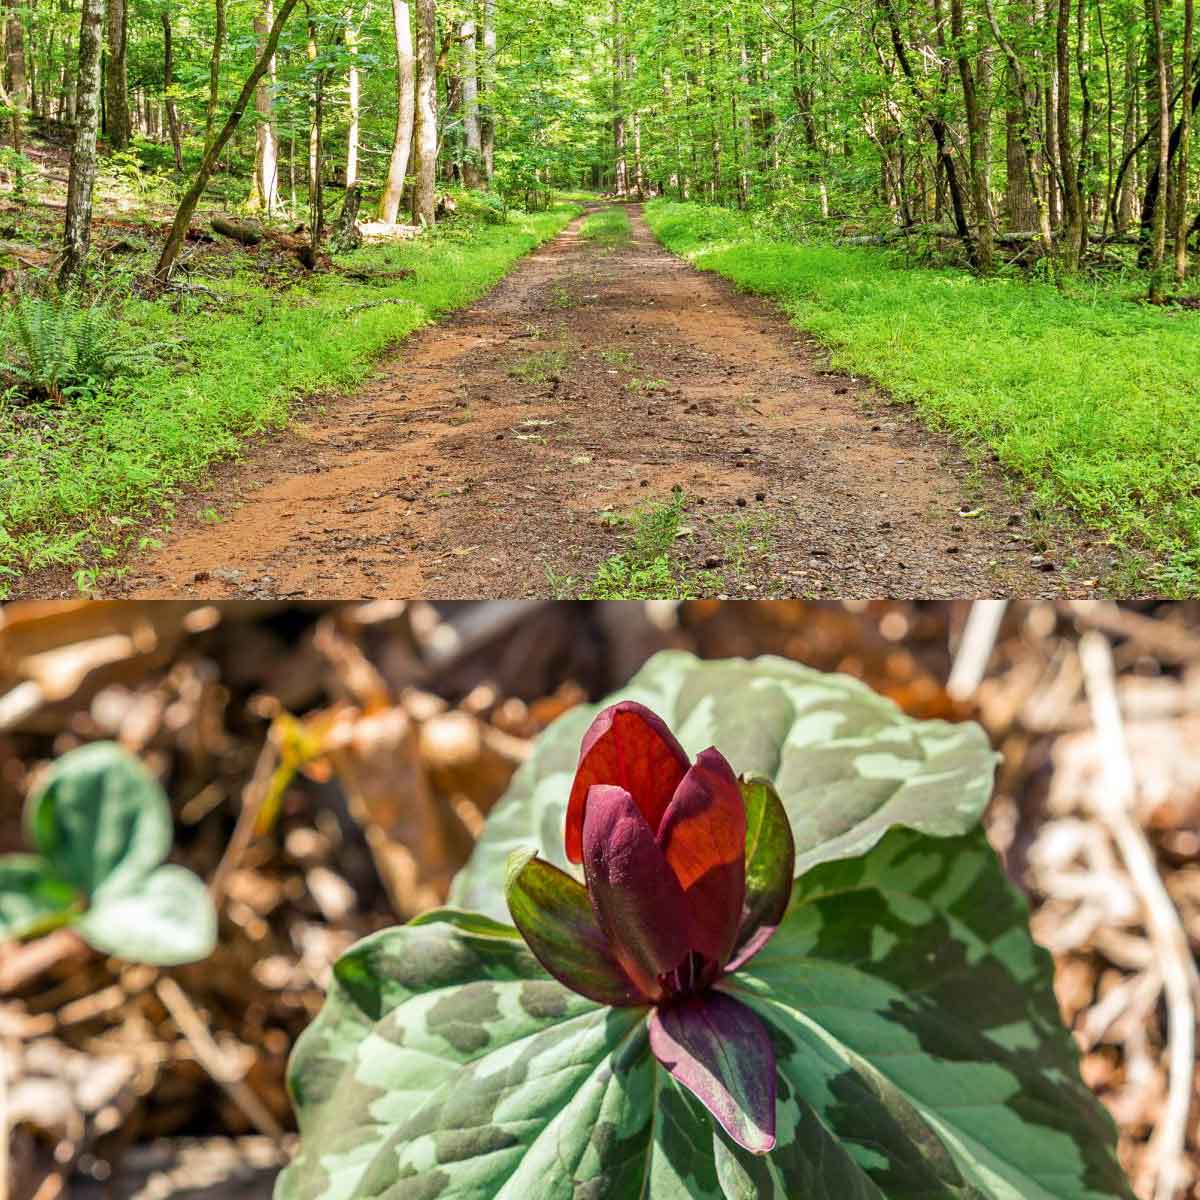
left=125, top=206, right=1095, bottom=599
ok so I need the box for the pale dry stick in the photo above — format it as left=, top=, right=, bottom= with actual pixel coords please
left=0, top=1034, right=9, bottom=1200
left=208, top=734, right=280, bottom=907
left=155, top=977, right=285, bottom=1144
left=1069, top=600, right=1200, bottom=663
left=1079, top=632, right=1199, bottom=1200
left=947, top=599, right=1008, bottom=701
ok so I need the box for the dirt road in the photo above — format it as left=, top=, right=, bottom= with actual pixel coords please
left=126, top=206, right=1100, bottom=599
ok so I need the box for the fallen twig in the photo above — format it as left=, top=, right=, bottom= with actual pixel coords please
left=947, top=600, right=1007, bottom=700
left=1079, top=632, right=1198, bottom=1200
left=155, top=977, right=284, bottom=1143
left=208, top=736, right=280, bottom=907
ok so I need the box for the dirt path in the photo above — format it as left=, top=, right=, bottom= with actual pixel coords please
left=125, top=206, right=1102, bottom=599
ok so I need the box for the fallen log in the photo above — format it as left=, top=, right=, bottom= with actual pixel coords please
left=211, top=216, right=265, bottom=245
left=355, top=221, right=422, bottom=244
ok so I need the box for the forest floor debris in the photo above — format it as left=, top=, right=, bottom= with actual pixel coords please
left=0, top=599, right=1197, bottom=1197
left=103, top=207, right=1109, bottom=600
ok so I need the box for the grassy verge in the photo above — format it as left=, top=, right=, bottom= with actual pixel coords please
left=580, top=207, right=632, bottom=248
left=644, top=198, right=1200, bottom=595
left=0, top=204, right=578, bottom=592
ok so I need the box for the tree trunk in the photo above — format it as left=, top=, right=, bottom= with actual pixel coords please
left=248, top=0, right=279, bottom=213
left=154, top=0, right=300, bottom=284
left=1175, top=0, right=1195, bottom=278
left=480, top=0, right=495, bottom=180
left=161, top=10, right=183, bottom=171
left=5, top=0, right=27, bottom=153
left=1147, top=0, right=1169, bottom=299
left=306, top=9, right=324, bottom=255
left=1055, top=0, right=1081, bottom=268
left=378, top=0, right=415, bottom=222
left=411, top=0, right=437, bottom=225
left=953, top=0, right=994, bottom=269
left=462, top=17, right=482, bottom=187
left=612, top=0, right=627, bottom=194
left=60, top=0, right=105, bottom=286
left=346, top=18, right=359, bottom=187
left=205, top=0, right=226, bottom=149
left=1117, top=28, right=1138, bottom=229
left=104, top=0, right=130, bottom=148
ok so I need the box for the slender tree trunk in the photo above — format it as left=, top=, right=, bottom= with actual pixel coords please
left=1148, top=0, right=1169, bottom=298
left=379, top=0, right=414, bottom=220
left=1055, top=0, right=1081, bottom=267
left=104, top=0, right=130, bottom=148
left=155, top=0, right=300, bottom=283
left=1175, top=0, right=1194, bottom=277
left=5, top=0, right=27, bottom=153
left=411, top=0, right=437, bottom=225
left=306, top=9, right=324, bottom=253
left=612, top=0, right=627, bottom=193
left=205, top=0, right=226, bottom=149
left=161, top=9, right=183, bottom=171
left=480, top=0, right=495, bottom=180
left=61, top=0, right=105, bottom=286
left=953, top=0, right=994, bottom=269
left=462, top=16, right=482, bottom=186
left=246, top=0, right=279, bottom=212
left=1117, top=22, right=1138, bottom=228
left=346, top=17, right=359, bottom=186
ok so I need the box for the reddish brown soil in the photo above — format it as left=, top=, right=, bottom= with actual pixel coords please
left=120, top=206, right=1104, bottom=599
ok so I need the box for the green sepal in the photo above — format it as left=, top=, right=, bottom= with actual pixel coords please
left=505, top=847, right=645, bottom=1006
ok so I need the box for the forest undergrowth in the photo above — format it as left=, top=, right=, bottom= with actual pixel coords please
left=0, top=196, right=577, bottom=594
left=645, top=199, right=1200, bottom=596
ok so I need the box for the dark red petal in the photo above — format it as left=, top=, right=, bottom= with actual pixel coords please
left=649, top=991, right=776, bottom=1154
left=565, top=702, right=690, bottom=864
left=505, top=849, right=648, bottom=1007
left=726, top=776, right=795, bottom=973
left=656, top=748, right=746, bottom=966
left=581, top=784, right=692, bottom=1001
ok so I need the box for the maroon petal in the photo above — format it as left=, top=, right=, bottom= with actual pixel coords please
left=581, top=784, right=692, bottom=1001
left=505, top=849, right=648, bottom=1007
left=565, top=702, right=690, bottom=864
left=656, top=748, right=746, bottom=966
left=649, top=991, right=776, bottom=1153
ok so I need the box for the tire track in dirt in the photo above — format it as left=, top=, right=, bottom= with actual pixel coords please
left=123, top=205, right=1104, bottom=599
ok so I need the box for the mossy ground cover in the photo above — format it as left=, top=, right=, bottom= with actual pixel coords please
left=645, top=198, right=1200, bottom=595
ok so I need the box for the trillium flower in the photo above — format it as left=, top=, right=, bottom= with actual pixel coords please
left=506, top=700, right=795, bottom=1155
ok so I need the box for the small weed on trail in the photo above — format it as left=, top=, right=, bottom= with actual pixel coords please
left=509, top=349, right=570, bottom=384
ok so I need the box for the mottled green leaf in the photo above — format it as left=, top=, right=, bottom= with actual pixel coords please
left=0, top=854, right=78, bottom=940
left=77, top=864, right=217, bottom=965
left=27, top=741, right=173, bottom=899
left=450, top=652, right=996, bottom=918
left=278, top=911, right=680, bottom=1200
left=725, top=826, right=1133, bottom=1200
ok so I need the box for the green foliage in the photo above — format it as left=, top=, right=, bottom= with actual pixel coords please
left=0, top=205, right=578, bottom=592
left=0, top=742, right=216, bottom=965
left=0, top=295, right=157, bottom=404
left=280, top=654, right=1131, bottom=1200
left=646, top=199, right=1200, bottom=596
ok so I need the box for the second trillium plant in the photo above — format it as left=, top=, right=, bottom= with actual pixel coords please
left=507, top=702, right=792, bottom=1152
left=277, top=652, right=1133, bottom=1200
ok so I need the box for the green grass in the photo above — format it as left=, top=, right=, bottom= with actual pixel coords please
left=644, top=198, right=1200, bottom=595
left=580, top=207, right=632, bottom=248
left=0, top=204, right=578, bottom=591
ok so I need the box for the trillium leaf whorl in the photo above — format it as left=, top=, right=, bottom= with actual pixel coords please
left=280, top=654, right=1134, bottom=1200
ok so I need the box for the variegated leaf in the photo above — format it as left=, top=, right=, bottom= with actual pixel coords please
left=725, top=826, right=1133, bottom=1200
left=450, top=652, right=996, bottom=918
